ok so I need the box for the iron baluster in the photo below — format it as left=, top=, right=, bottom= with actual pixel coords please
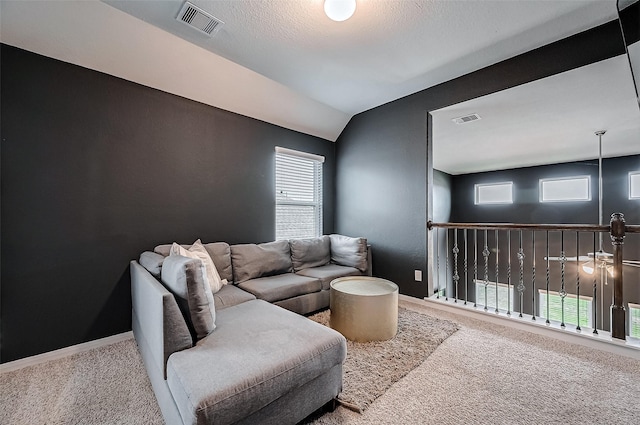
left=483, top=229, right=490, bottom=311
left=517, top=230, right=525, bottom=317
left=495, top=230, right=499, bottom=313
left=453, top=228, right=459, bottom=303
left=560, top=231, right=567, bottom=329
left=545, top=231, right=550, bottom=325
left=445, top=229, right=449, bottom=301
left=576, top=232, right=581, bottom=332
left=507, top=230, right=511, bottom=316
left=474, top=230, right=478, bottom=308
left=436, top=228, right=440, bottom=299
left=464, top=229, right=468, bottom=305
left=592, top=232, right=598, bottom=335
left=531, top=232, right=536, bottom=321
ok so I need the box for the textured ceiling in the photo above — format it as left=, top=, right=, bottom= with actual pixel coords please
left=104, top=0, right=618, bottom=115
left=0, top=0, right=631, bottom=148
left=432, top=55, right=640, bottom=175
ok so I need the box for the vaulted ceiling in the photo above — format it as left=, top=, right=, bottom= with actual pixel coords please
left=0, top=0, right=623, bottom=143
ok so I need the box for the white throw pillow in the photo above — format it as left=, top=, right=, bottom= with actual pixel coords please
left=170, top=239, right=227, bottom=293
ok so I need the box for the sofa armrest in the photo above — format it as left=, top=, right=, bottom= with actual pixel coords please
left=366, top=244, right=373, bottom=276
left=131, top=260, right=192, bottom=379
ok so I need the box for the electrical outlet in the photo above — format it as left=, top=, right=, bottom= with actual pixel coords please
left=414, top=270, right=422, bottom=281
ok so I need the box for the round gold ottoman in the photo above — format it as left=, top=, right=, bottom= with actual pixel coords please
left=329, top=276, right=399, bottom=342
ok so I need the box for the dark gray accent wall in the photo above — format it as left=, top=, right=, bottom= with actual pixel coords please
left=451, top=156, right=640, bottom=225
left=0, top=44, right=336, bottom=363
left=335, top=19, right=627, bottom=298
left=448, top=155, right=639, bottom=327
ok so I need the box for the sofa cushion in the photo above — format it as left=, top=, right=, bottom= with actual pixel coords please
left=296, top=263, right=363, bottom=290
left=330, top=234, right=368, bottom=272
left=213, top=284, right=256, bottom=311
left=237, top=273, right=321, bottom=303
left=138, top=251, right=165, bottom=278
left=156, top=241, right=234, bottom=284
left=161, top=255, right=216, bottom=340
left=166, top=299, right=346, bottom=425
left=171, top=240, right=226, bottom=293
left=289, top=236, right=331, bottom=272
left=202, top=242, right=233, bottom=283
left=154, top=243, right=189, bottom=256
left=231, top=240, right=292, bottom=283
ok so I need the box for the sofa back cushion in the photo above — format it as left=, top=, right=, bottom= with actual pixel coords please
left=289, top=236, right=330, bottom=272
left=161, top=254, right=217, bottom=341
left=202, top=242, right=233, bottom=283
left=139, top=251, right=166, bottom=278
left=330, top=234, right=368, bottom=273
left=231, top=240, right=292, bottom=283
left=154, top=241, right=233, bottom=284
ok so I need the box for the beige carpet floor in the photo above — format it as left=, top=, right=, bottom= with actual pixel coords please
left=308, top=308, right=458, bottom=412
left=2, top=299, right=639, bottom=424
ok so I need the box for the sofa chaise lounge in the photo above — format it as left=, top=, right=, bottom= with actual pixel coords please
left=131, top=235, right=369, bottom=425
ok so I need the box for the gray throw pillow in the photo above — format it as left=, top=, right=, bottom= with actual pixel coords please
left=161, top=255, right=216, bottom=340
left=231, top=240, right=292, bottom=283
left=330, top=234, right=368, bottom=272
left=139, top=251, right=165, bottom=278
left=290, top=236, right=330, bottom=272
left=154, top=243, right=190, bottom=257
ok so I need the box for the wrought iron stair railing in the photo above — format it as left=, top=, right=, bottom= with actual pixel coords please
left=427, top=213, right=640, bottom=340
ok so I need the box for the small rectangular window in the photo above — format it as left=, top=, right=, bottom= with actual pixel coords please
left=540, top=176, right=590, bottom=202
left=275, top=147, right=324, bottom=240
left=538, top=290, right=592, bottom=328
left=630, top=171, right=640, bottom=200
left=475, top=182, right=513, bottom=205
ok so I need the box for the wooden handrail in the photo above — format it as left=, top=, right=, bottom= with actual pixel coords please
left=428, top=221, right=640, bottom=233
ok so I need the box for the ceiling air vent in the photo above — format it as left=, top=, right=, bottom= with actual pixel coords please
left=452, top=113, right=481, bottom=124
left=176, top=1, right=224, bottom=36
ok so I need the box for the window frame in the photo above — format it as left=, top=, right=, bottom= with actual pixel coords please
left=629, top=171, right=640, bottom=200
left=539, top=175, right=591, bottom=203
left=274, top=147, right=324, bottom=241
left=474, top=181, right=514, bottom=205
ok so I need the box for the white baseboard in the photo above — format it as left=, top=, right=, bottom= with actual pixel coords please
left=398, top=294, right=640, bottom=360
left=0, top=331, right=134, bottom=374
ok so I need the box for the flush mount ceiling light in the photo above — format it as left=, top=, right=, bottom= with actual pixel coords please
left=324, top=0, right=356, bottom=22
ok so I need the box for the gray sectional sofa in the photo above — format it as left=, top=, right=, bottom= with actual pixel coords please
left=131, top=234, right=370, bottom=425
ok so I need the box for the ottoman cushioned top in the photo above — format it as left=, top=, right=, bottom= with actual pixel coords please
left=166, top=299, right=346, bottom=425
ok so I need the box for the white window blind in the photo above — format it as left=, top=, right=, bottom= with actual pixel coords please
left=629, top=303, right=640, bottom=338
left=275, top=147, right=324, bottom=240
left=538, top=290, right=592, bottom=328
left=474, top=280, right=514, bottom=311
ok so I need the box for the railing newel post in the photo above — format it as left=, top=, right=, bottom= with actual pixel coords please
left=610, top=213, right=626, bottom=340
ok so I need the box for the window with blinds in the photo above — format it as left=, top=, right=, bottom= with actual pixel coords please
left=538, top=289, right=593, bottom=328
left=474, top=280, right=514, bottom=311
left=275, top=147, right=324, bottom=240
left=629, top=303, right=640, bottom=338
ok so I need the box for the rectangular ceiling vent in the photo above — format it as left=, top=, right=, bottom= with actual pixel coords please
left=177, top=1, right=224, bottom=36
left=452, top=113, right=481, bottom=124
